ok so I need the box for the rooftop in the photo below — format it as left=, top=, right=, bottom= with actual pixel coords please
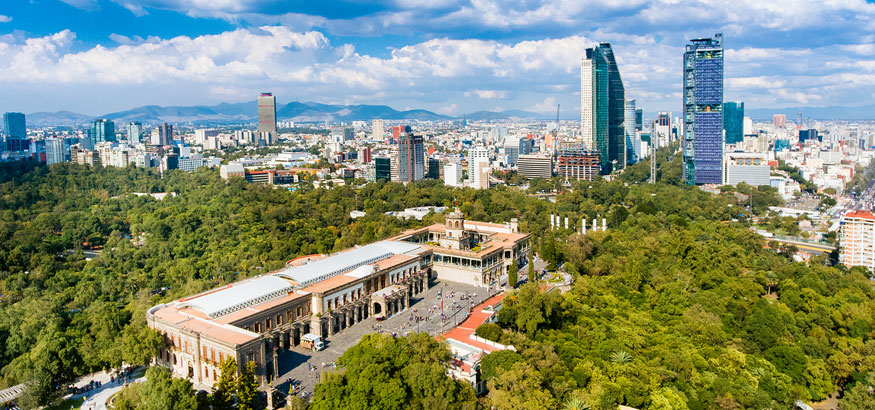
left=845, top=210, right=875, bottom=220
left=177, top=275, right=295, bottom=319
left=274, top=241, right=422, bottom=287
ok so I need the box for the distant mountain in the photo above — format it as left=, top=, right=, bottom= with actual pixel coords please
left=27, top=111, right=95, bottom=127
left=27, top=101, right=452, bottom=126
left=746, top=104, right=875, bottom=121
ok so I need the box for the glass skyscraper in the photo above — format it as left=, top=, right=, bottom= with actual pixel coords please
left=91, top=119, right=116, bottom=143
left=581, top=44, right=624, bottom=173
left=683, top=33, right=724, bottom=185
left=723, top=101, right=744, bottom=144
left=3, top=112, right=26, bottom=151
left=624, top=99, right=637, bottom=164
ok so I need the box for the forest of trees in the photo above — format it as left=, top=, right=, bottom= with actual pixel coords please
left=1, top=152, right=872, bottom=409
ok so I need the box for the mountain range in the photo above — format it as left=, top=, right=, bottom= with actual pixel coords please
left=25, top=101, right=547, bottom=127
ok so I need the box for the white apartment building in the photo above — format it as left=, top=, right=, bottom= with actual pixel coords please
left=444, top=162, right=463, bottom=187
left=840, top=210, right=875, bottom=272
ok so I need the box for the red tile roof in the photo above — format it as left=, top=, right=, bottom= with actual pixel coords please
left=437, top=293, right=507, bottom=353
left=846, top=210, right=875, bottom=220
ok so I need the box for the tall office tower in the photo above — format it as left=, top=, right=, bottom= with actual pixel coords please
left=127, top=122, right=142, bottom=142
left=600, top=43, right=626, bottom=171
left=504, top=136, right=520, bottom=167
left=624, top=100, right=637, bottom=164
left=151, top=123, right=173, bottom=146
left=372, top=119, right=384, bottom=140
left=581, top=43, right=624, bottom=173
left=683, top=33, right=724, bottom=185
left=773, top=114, right=786, bottom=129
left=91, top=119, right=116, bottom=143
left=257, top=93, right=277, bottom=143
left=45, top=137, right=66, bottom=165
left=635, top=108, right=643, bottom=131
left=723, top=102, right=744, bottom=144
left=397, top=133, right=424, bottom=182
left=3, top=112, right=26, bottom=151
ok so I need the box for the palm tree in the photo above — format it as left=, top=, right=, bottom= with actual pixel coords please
left=563, top=398, right=592, bottom=410
left=610, top=350, right=633, bottom=364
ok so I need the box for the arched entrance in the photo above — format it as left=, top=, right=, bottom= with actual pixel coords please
left=373, top=302, right=382, bottom=315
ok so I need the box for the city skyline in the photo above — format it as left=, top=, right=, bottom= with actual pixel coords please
left=1, top=1, right=874, bottom=116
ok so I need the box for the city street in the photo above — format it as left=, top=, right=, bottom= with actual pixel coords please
left=271, top=279, right=497, bottom=401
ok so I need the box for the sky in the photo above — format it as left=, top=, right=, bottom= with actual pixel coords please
left=1, top=0, right=874, bottom=117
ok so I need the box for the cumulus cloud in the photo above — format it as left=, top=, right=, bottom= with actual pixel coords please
left=0, top=15, right=11, bottom=23
left=464, top=89, right=508, bottom=99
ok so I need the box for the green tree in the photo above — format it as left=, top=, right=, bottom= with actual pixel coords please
left=212, top=357, right=238, bottom=410
left=508, top=260, right=518, bottom=288
left=479, top=350, right=524, bottom=381
left=527, top=252, right=536, bottom=283
left=475, top=323, right=502, bottom=342
left=236, top=361, right=258, bottom=410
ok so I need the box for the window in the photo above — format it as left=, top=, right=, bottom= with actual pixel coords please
left=266, top=318, right=272, bottom=329
left=328, top=301, right=332, bottom=310
left=203, top=346, right=207, bottom=358
left=277, top=314, right=282, bottom=325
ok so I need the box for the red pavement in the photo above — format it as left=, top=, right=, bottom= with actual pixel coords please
left=437, top=292, right=507, bottom=353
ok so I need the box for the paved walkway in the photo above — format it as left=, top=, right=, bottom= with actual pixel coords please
left=271, top=280, right=499, bottom=401
left=74, top=368, right=145, bottom=410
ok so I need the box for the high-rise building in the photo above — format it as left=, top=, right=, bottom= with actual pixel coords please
left=397, top=133, right=425, bottom=182
left=799, top=129, right=820, bottom=143
left=90, top=119, right=116, bottom=144
left=624, top=100, right=637, bottom=164
left=45, top=137, right=66, bottom=165
left=444, top=162, right=463, bottom=187
left=426, top=158, right=441, bottom=179
left=375, top=157, right=391, bottom=181
left=3, top=112, right=26, bottom=151
left=151, top=123, right=173, bottom=146
left=635, top=108, right=643, bottom=131
left=127, top=122, right=142, bottom=142
left=773, top=114, right=787, bottom=129
left=683, top=33, right=724, bottom=185
left=601, top=43, right=626, bottom=171
left=372, top=119, right=384, bottom=140
left=743, top=116, right=753, bottom=135
left=467, top=147, right=488, bottom=180
left=504, top=137, right=520, bottom=167
left=257, top=93, right=277, bottom=143
left=723, top=102, right=744, bottom=144
left=581, top=43, right=624, bottom=173
left=840, top=210, right=875, bottom=272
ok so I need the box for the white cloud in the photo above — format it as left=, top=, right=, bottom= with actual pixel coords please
left=529, top=97, right=557, bottom=113
left=0, top=15, right=11, bottom=23
left=464, top=89, right=507, bottom=99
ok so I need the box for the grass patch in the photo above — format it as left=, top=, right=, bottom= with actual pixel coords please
left=46, top=397, right=84, bottom=410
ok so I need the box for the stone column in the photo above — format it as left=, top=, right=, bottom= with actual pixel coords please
left=327, top=314, right=335, bottom=336
left=272, top=350, right=279, bottom=383
left=259, top=340, right=267, bottom=386
left=355, top=305, right=361, bottom=322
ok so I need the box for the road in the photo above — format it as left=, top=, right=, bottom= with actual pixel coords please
left=765, top=237, right=836, bottom=255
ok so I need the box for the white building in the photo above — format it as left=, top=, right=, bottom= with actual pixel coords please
left=467, top=147, right=488, bottom=182
left=839, top=210, right=875, bottom=272
left=444, top=162, right=463, bottom=187
left=723, top=152, right=770, bottom=186
left=45, top=137, right=66, bottom=165
left=372, top=119, right=384, bottom=141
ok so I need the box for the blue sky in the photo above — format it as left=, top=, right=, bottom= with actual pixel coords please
left=1, top=0, right=874, bottom=117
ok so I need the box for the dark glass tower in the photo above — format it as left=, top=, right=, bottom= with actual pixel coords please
left=600, top=43, right=626, bottom=171
left=683, top=33, right=723, bottom=185
left=581, top=43, right=624, bottom=174
left=723, top=101, right=744, bottom=144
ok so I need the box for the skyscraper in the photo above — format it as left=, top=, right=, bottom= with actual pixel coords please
left=91, top=119, right=116, bottom=143
left=723, top=102, right=744, bottom=144
left=581, top=43, right=624, bottom=173
left=151, top=123, right=173, bottom=146
left=372, top=119, right=384, bottom=140
left=128, top=122, right=142, bottom=142
left=397, top=132, right=424, bottom=182
left=624, top=100, right=637, bottom=164
left=3, top=112, right=26, bottom=151
left=45, top=137, right=66, bottom=165
left=600, top=43, right=626, bottom=170
left=683, top=33, right=724, bottom=185
left=773, top=114, right=786, bottom=129
left=257, top=93, right=277, bottom=143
